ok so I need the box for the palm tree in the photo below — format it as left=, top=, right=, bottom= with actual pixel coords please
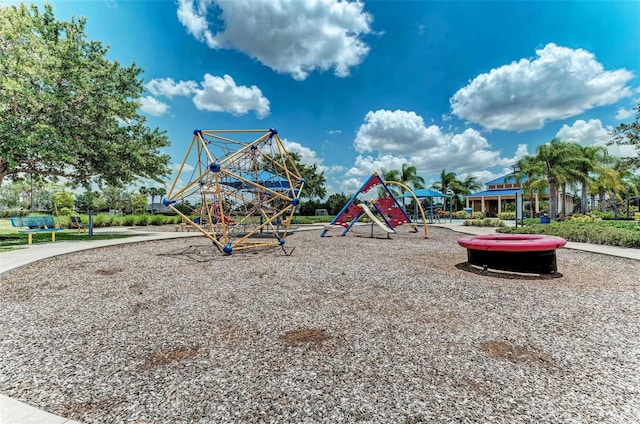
left=592, top=166, right=622, bottom=213
left=553, top=142, right=586, bottom=219
left=400, top=163, right=426, bottom=190
left=399, top=163, right=425, bottom=208
left=139, top=186, right=149, bottom=210
left=431, top=169, right=456, bottom=211
left=610, top=159, right=637, bottom=219
left=535, top=139, right=579, bottom=219
left=381, top=163, right=425, bottom=207
left=156, top=187, right=166, bottom=203
left=148, top=187, right=161, bottom=213
left=575, top=145, right=609, bottom=214
left=380, top=169, right=401, bottom=199
left=449, top=175, right=482, bottom=211
left=508, top=155, right=547, bottom=218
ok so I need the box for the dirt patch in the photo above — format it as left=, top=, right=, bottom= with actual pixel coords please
left=96, top=267, right=123, bottom=276
left=279, top=328, right=329, bottom=346
left=142, top=346, right=200, bottom=368
left=481, top=340, right=554, bottom=366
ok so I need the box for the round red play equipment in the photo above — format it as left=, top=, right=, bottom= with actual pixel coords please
left=458, top=234, right=567, bottom=274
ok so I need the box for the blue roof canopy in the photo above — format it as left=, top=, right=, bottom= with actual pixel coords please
left=401, top=188, right=448, bottom=198
left=220, top=170, right=291, bottom=191
left=466, top=188, right=523, bottom=198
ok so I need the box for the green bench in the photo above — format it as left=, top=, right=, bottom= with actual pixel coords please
left=10, top=215, right=65, bottom=245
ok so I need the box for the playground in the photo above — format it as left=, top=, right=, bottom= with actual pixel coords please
left=1, top=226, right=638, bottom=423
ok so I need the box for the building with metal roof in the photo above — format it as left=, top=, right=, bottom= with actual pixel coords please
left=465, top=173, right=573, bottom=217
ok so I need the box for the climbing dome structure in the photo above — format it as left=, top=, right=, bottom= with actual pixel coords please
left=163, top=128, right=305, bottom=254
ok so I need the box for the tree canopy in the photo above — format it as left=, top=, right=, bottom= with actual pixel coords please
left=288, top=152, right=327, bottom=200
left=0, top=3, right=171, bottom=188
left=611, top=101, right=640, bottom=169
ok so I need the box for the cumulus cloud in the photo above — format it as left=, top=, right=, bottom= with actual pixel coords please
left=146, top=74, right=270, bottom=119
left=146, top=78, right=198, bottom=98
left=192, top=74, right=270, bottom=118
left=345, top=154, right=408, bottom=178
left=176, top=0, right=373, bottom=80
left=615, top=107, right=635, bottom=120
left=450, top=43, right=634, bottom=131
left=556, top=119, right=636, bottom=158
left=138, top=96, right=170, bottom=116
left=556, top=119, right=611, bottom=145
left=337, top=109, right=534, bottom=195
left=351, top=109, right=513, bottom=175
left=282, top=139, right=327, bottom=172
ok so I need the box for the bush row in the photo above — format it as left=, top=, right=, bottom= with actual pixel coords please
left=497, top=221, right=640, bottom=248
left=452, top=211, right=485, bottom=219
left=60, top=213, right=182, bottom=227
left=463, top=218, right=505, bottom=227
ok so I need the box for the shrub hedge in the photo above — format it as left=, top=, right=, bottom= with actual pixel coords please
left=497, top=221, right=640, bottom=248
left=463, top=218, right=505, bottom=227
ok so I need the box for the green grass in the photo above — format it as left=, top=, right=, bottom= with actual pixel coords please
left=497, top=220, right=640, bottom=248
left=0, top=217, right=137, bottom=248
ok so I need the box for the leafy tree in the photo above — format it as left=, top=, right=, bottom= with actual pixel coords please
left=0, top=181, right=28, bottom=209
left=326, top=193, right=350, bottom=215
left=74, top=190, right=97, bottom=213
left=611, top=101, right=640, bottom=169
left=0, top=3, right=171, bottom=187
left=98, top=185, right=127, bottom=212
left=131, top=193, right=148, bottom=213
left=299, top=199, right=323, bottom=216
left=52, top=188, right=74, bottom=210
left=288, top=152, right=326, bottom=200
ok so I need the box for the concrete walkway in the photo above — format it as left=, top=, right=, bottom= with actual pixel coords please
left=0, top=227, right=201, bottom=275
left=0, top=222, right=638, bottom=423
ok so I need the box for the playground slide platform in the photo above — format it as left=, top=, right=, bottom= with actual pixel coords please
left=358, top=204, right=395, bottom=233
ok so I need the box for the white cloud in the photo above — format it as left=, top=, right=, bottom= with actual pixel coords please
left=138, top=96, right=170, bottom=116
left=345, top=154, right=407, bottom=178
left=450, top=43, right=634, bottom=131
left=193, top=74, right=270, bottom=118
left=615, top=107, right=635, bottom=120
left=281, top=139, right=326, bottom=172
left=354, top=110, right=440, bottom=154
left=556, top=119, right=611, bottom=145
left=176, top=0, right=373, bottom=80
left=146, top=78, right=198, bottom=98
left=146, top=74, right=270, bottom=118
left=176, top=0, right=212, bottom=42
left=171, top=162, right=194, bottom=173
left=556, top=119, right=636, bottom=158
left=352, top=109, right=513, bottom=176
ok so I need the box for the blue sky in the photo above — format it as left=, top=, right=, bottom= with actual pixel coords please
left=8, top=0, right=640, bottom=197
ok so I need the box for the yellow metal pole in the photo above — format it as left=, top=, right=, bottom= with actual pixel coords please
left=384, top=180, right=429, bottom=238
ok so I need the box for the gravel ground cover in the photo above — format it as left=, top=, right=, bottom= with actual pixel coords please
left=0, top=226, right=639, bottom=423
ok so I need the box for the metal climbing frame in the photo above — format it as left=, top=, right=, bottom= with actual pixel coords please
left=164, top=128, right=305, bottom=254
